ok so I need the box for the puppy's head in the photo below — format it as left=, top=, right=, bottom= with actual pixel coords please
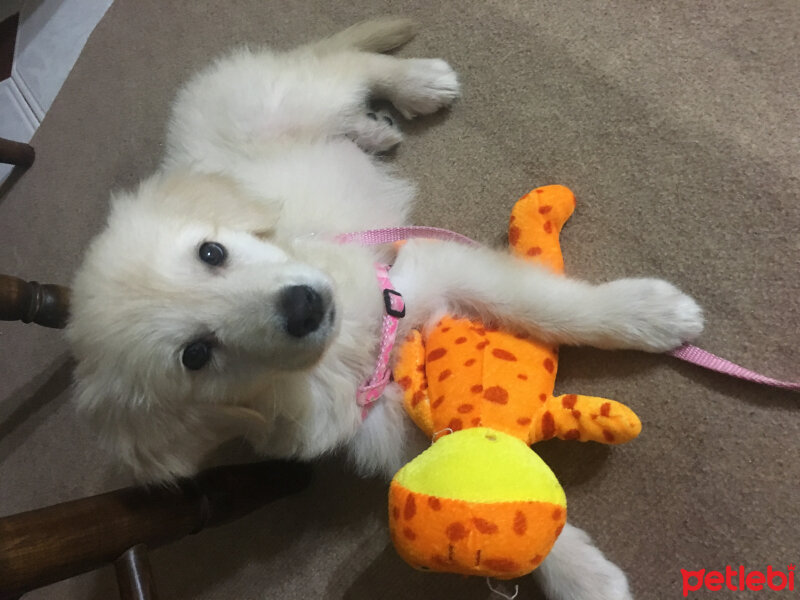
left=67, top=171, right=336, bottom=482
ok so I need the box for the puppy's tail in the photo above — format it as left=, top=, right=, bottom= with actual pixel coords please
left=314, top=17, right=416, bottom=53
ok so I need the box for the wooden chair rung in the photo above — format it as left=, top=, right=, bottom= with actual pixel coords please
left=115, top=545, right=158, bottom=600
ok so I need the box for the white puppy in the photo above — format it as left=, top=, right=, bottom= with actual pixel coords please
left=67, top=18, right=703, bottom=600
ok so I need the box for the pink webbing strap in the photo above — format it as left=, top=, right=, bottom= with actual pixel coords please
left=357, top=264, right=405, bottom=418
left=335, top=226, right=480, bottom=247
left=338, top=226, right=798, bottom=393
left=668, top=344, right=799, bottom=391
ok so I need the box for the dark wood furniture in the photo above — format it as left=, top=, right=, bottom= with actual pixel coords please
left=0, top=274, right=312, bottom=599
left=0, top=275, right=70, bottom=328
left=0, top=460, right=311, bottom=600
left=0, top=137, right=35, bottom=168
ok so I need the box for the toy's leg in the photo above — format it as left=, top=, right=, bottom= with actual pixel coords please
left=534, top=522, right=632, bottom=600
left=393, top=330, right=435, bottom=437
left=532, top=394, right=642, bottom=445
left=509, top=185, right=575, bottom=273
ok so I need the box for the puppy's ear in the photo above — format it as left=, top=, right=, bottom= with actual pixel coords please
left=117, top=170, right=281, bottom=236
left=73, top=373, right=257, bottom=484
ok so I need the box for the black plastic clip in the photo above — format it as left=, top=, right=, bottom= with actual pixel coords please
left=383, top=289, right=405, bottom=318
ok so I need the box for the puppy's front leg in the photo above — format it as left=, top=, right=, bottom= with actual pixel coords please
left=534, top=522, right=633, bottom=600
left=390, top=241, right=703, bottom=352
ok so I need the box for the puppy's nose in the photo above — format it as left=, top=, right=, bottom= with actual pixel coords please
left=279, top=285, right=326, bottom=337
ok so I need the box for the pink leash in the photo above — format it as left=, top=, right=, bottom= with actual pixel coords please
left=336, top=226, right=480, bottom=248
left=668, top=344, right=799, bottom=391
left=338, top=226, right=799, bottom=392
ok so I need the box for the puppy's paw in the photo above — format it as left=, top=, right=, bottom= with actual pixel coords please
left=347, top=110, right=403, bottom=152
left=573, top=555, right=633, bottom=600
left=535, top=523, right=633, bottom=600
left=392, top=58, right=460, bottom=119
left=601, top=278, right=704, bottom=352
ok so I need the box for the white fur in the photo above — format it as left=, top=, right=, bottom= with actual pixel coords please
left=67, top=18, right=703, bottom=599
left=535, top=523, right=633, bottom=600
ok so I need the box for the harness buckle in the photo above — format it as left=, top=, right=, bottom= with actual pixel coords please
left=383, top=289, right=405, bottom=319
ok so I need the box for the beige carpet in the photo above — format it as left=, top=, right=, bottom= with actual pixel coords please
left=1, top=1, right=798, bottom=598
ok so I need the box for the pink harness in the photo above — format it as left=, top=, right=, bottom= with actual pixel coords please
left=356, top=264, right=405, bottom=418
left=341, top=227, right=798, bottom=420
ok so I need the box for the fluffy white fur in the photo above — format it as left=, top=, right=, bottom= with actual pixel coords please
left=67, top=18, right=704, bottom=600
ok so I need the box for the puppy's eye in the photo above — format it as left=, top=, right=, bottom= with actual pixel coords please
left=199, top=242, right=227, bottom=266
left=182, top=341, right=213, bottom=370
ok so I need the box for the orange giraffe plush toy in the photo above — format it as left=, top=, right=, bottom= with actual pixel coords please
left=389, top=185, right=642, bottom=579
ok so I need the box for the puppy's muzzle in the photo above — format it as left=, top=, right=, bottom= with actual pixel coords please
left=279, top=285, right=331, bottom=337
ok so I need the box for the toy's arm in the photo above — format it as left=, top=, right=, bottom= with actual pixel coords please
left=393, top=330, right=435, bottom=437
left=531, top=394, right=642, bottom=445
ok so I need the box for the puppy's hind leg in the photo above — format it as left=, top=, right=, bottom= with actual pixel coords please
left=347, top=109, right=404, bottom=153
left=330, top=52, right=460, bottom=121
left=314, top=19, right=460, bottom=127
left=335, top=53, right=459, bottom=151
left=371, top=57, right=461, bottom=119
left=166, top=18, right=425, bottom=164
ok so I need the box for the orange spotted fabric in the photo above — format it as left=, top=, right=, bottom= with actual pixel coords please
left=394, top=185, right=642, bottom=447
left=389, top=185, right=642, bottom=578
left=389, top=487, right=564, bottom=578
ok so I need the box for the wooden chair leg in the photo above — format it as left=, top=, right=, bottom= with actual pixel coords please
left=0, top=275, right=71, bottom=328
left=114, top=545, right=158, bottom=600
left=0, top=137, right=35, bottom=168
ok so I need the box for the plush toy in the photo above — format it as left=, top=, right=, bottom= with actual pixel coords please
left=389, top=185, right=643, bottom=579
